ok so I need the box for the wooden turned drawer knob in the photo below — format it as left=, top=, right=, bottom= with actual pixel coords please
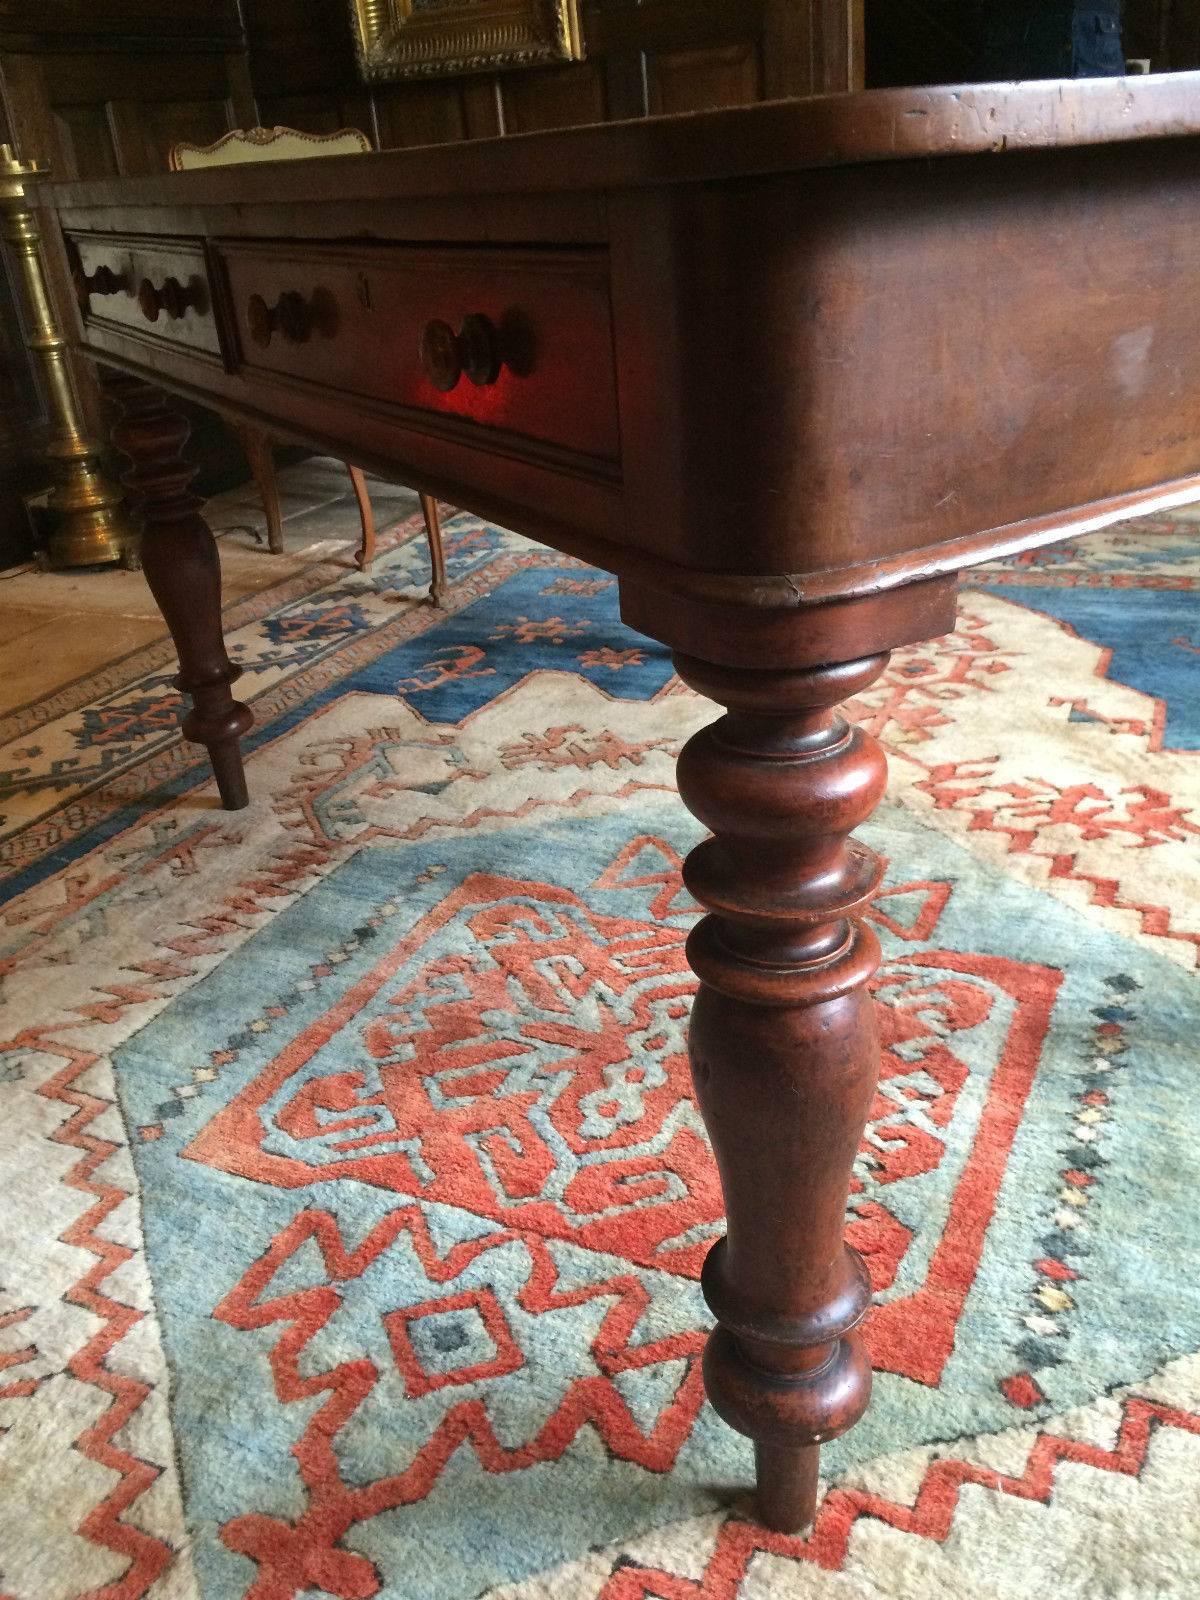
left=420, top=313, right=501, bottom=392
left=247, top=288, right=336, bottom=348
left=138, top=275, right=202, bottom=323
left=78, top=263, right=128, bottom=299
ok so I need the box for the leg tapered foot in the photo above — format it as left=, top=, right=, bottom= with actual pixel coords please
left=673, top=650, right=891, bottom=1528
left=109, top=373, right=253, bottom=810
left=207, top=732, right=250, bottom=811
left=754, top=1442, right=820, bottom=1534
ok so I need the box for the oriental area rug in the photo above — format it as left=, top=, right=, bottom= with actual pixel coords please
left=2, top=480, right=1199, bottom=1600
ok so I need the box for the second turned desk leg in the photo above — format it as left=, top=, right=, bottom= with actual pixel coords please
left=672, top=649, right=891, bottom=1533
left=109, top=373, right=253, bottom=810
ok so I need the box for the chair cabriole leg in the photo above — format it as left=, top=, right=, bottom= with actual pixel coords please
left=419, top=491, right=448, bottom=605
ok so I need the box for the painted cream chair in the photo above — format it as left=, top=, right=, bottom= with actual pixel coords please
left=169, top=126, right=448, bottom=602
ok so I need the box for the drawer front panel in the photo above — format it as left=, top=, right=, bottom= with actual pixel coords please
left=218, top=242, right=621, bottom=464
left=68, top=232, right=222, bottom=360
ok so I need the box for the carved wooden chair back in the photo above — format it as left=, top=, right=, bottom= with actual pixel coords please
left=169, top=126, right=371, bottom=171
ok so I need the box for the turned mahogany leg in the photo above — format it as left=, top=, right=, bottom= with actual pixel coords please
left=109, top=374, right=253, bottom=810
left=673, top=649, right=891, bottom=1533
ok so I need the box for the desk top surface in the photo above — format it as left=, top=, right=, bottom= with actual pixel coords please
left=50, top=73, right=1200, bottom=210
left=48, top=70, right=1200, bottom=631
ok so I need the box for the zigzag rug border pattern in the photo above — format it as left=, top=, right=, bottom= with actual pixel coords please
left=2, top=499, right=1198, bottom=1600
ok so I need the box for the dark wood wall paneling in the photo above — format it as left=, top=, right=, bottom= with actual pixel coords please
left=1113, top=0, right=1200, bottom=67
left=1127, top=0, right=1200, bottom=65
left=0, top=1, right=256, bottom=179
left=245, top=0, right=864, bottom=150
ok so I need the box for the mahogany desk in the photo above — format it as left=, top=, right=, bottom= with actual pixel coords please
left=45, top=74, right=1200, bottom=1534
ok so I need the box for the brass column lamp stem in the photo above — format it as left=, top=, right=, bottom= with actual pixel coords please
left=0, top=143, right=134, bottom=569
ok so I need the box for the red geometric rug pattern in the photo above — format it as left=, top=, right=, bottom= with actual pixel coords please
left=2, top=495, right=1199, bottom=1599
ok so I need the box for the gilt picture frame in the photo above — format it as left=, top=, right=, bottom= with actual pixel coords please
left=351, top=0, right=584, bottom=83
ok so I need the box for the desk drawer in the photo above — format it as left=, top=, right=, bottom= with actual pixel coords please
left=217, top=242, right=620, bottom=464
left=68, top=232, right=222, bottom=360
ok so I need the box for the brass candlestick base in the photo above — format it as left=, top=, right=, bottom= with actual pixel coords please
left=38, top=440, right=133, bottom=570
left=0, top=143, right=135, bottom=569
